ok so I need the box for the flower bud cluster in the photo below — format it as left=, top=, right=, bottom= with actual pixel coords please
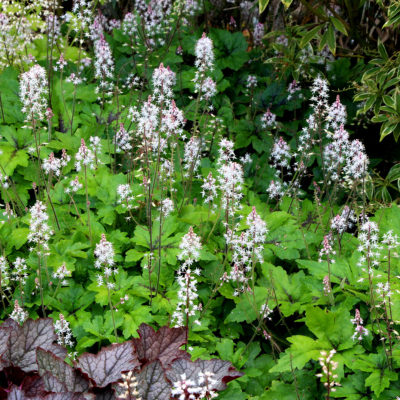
left=351, top=309, right=368, bottom=340
left=10, top=300, right=28, bottom=325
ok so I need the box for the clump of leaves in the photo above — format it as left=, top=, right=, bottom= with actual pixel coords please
left=0, top=319, right=242, bottom=399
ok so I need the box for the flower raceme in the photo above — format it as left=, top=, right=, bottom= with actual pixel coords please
left=318, top=233, right=336, bottom=263
left=0, top=256, right=10, bottom=297
left=316, top=349, right=340, bottom=393
left=94, top=234, right=117, bottom=289
left=327, top=95, right=347, bottom=131
left=28, top=201, right=53, bottom=254
left=253, top=22, right=264, bottom=46
left=330, top=206, right=357, bottom=234
left=178, top=226, right=202, bottom=268
left=65, top=176, right=83, bottom=194
left=351, top=309, right=368, bottom=341
left=75, top=139, right=95, bottom=172
left=225, top=208, right=268, bottom=295
left=161, top=99, right=185, bottom=138
left=173, top=227, right=203, bottom=327
left=195, top=32, right=214, bottom=72
left=94, top=34, right=114, bottom=94
left=247, top=206, right=269, bottom=248
left=261, top=108, right=277, bottom=129
left=94, top=233, right=115, bottom=269
left=270, top=136, right=291, bottom=170
left=19, top=64, right=48, bottom=123
left=114, top=123, right=132, bottom=152
left=42, top=152, right=62, bottom=177
left=54, top=313, right=74, bottom=347
left=10, top=300, right=28, bottom=325
left=171, top=371, right=219, bottom=400
left=194, top=33, right=217, bottom=105
left=160, top=198, right=174, bottom=218
left=152, top=62, right=176, bottom=103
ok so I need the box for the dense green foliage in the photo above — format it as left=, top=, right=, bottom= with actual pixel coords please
left=1, top=1, right=400, bottom=399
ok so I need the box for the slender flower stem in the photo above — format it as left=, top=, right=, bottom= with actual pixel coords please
left=107, top=285, right=118, bottom=341
left=84, top=166, right=92, bottom=243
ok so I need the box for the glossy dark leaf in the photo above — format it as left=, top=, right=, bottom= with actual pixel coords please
left=36, top=348, right=90, bottom=393
left=132, top=324, right=189, bottom=368
left=1, top=319, right=67, bottom=372
left=76, top=341, right=139, bottom=387
left=166, top=358, right=243, bottom=392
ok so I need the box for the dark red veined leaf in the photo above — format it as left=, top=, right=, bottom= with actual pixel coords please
left=7, top=385, right=86, bottom=400
left=136, top=361, right=171, bottom=400
left=41, top=372, right=68, bottom=393
left=0, top=319, right=17, bottom=362
left=19, top=373, right=45, bottom=397
left=132, top=324, right=189, bottom=368
left=166, top=358, right=243, bottom=392
left=36, top=348, right=90, bottom=393
left=0, top=319, right=19, bottom=330
left=75, top=341, right=139, bottom=387
left=7, top=386, right=31, bottom=400
left=1, top=319, right=67, bottom=372
left=113, top=361, right=171, bottom=400
left=43, top=395, right=88, bottom=400
left=0, top=327, right=12, bottom=357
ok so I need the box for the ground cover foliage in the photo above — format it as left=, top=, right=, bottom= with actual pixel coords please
left=2, top=0, right=400, bottom=399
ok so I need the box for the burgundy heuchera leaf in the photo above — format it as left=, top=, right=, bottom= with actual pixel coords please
left=36, top=348, right=90, bottom=393
left=132, top=324, right=189, bottom=368
left=7, top=385, right=87, bottom=400
left=75, top=341, right=139, bottom=387
left=134, top=361, right=171, bottom=400
left=0, top=319, right=67, bottom=373
left=0, top=366, right=45, bottom=398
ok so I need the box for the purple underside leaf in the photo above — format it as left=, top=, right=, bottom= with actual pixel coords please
left=36, top=348, right=90, bottom=393
left=75, top=341, right=140, bottom=388
left=0, top=318, right=67, bottom=373
left=132, top=324, right=189, bottom=368
left=7, top=385, right=87, bottom=400
left=166, top=358, right=243, bottom=392
left=113, top=361, right=171, bottom=400
left=21, top=374, right=46, bottom=397
left=2, top=366, right=45, bottom=397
